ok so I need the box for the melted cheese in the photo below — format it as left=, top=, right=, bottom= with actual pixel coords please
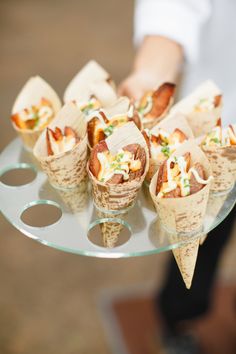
left=150, top=129, right=183, bottom=159
left=18, top=102, right=53, bottom=129
left=203, top=124, right=236, bottom=147
left=77, top=98, right=101, bottom=115
left=158, top=155, right=211, bottom=198
left=194, top=97, right=215, bottom=112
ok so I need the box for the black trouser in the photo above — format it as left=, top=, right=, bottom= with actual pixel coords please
left=157, top=205, right=235, bottom=333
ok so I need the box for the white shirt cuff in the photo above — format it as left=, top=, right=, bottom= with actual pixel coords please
left=134, top=0, right=212, bottom=62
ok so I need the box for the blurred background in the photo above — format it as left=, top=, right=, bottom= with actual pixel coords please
left=0, top=1, right=235, bottom=354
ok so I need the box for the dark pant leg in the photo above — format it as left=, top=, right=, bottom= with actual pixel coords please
left=157, top=205, right=235, bottom=333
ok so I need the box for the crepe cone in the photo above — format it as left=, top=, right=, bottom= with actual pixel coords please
left=201, top=144, right=235, bottom=192
left=11, top=76, right=62, bottom=150
left=150, top=140, right=212, bottom=234
left=33, top=102, right=88, bottom=188
left=88, top=122, right=149, bottom=211
left=170, top=80, right=222, bottom=137
left=64, top=60, right=117, bottom=106
left=145, top=113, right=194, bottom=183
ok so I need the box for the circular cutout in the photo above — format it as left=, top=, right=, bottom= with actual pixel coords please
left=0, top=163, right=36, bottom=186
left=87, top=218, right=131, bottom=248
left=21, top=200, right=62, bottom=227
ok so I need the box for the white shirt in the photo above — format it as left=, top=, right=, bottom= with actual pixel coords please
left=134, top=0, right=236, bottom=125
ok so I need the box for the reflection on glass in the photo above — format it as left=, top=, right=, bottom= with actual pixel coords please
left=88, top=213, right=131, bottom=248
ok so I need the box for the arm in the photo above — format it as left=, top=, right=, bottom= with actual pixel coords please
left=118, top=0, right=212, bottom=99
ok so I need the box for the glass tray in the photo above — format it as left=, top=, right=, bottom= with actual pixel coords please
left=0, top=138, right=235, bottom=258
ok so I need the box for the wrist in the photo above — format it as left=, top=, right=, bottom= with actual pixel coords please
left=133, top=35, right=184, bottom=85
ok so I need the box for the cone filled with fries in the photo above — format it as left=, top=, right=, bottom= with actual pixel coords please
left=170, top=80, right=222, bottom=137
left=150, top=140, right=213, bottom=288
left=143, top=113, right=194, bottom=182
left=136, top=83, right=176, bottom=129
left=33, top=102, right=88, bottom=188
left=64, top=60, right=117, bottom=108
left=88, top=122, right=149, bottom=212
left=201, top=118, right=236, bottom=192
left=11, top=76, right=61, bottom=150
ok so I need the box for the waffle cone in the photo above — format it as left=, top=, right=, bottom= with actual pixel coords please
left=88, top=122, right=149, bottom=211
left=33, top=102, right=88, bottom=188
left=202, top=145, right=235, bottom=192
left=150, top=140, right=212, bottom=233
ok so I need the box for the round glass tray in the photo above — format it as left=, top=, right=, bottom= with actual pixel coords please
left=0, top=138, right=235, bottom=258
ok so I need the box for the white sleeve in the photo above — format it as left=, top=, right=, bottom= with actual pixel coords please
left=134, top=0, right=212, bottom=62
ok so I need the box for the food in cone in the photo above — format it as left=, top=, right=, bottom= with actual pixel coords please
left=87, top=97, right=142, bottom=149
left=201, top=118, right=236, bottom=192
left=88, top=122, right=149, bottom=211
left=149, top=140, right=213, bottom=234
left=64, top=60, right=117, bottom=107
left=11, top=76, right=61, bottom=150
left=136, top=83, right=176, bottom=129
left=33, top=102, right=88, bottom=188
left=143, top=113, right=194, bottom=182
left=74, top=97, right=102, bottom=117
left=169, top=80, right=222, bottom=137
left=150, top=141, right=213, bottom=289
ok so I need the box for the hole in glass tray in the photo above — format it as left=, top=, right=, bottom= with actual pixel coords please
left=0, top=163, right=36, bottom=187
left=87, top=218, right=131, bottom=248
left=21, top=200, right=62, bottom=227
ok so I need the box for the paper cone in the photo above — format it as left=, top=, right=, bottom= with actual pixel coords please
left=64, top=60, right=117, bottom=106
left=11, top=76, right=62, bottom=150
left=170, top=235, right=200, bottom=289
left=170, top=80, right=222, bottom=137
left=88, top=122, right=149, bottom=211
left=201, top=144, right=235, bottom=192
left=150, top=140, right=212, bottom=234
left=146, top=113, right=194, bottom=182
left=33, top=102, right=88, bottom=188
left=200, top=191, right=228, bottom=245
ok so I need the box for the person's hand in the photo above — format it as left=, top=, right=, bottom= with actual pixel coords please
left=118, top=36, right=184, bottom=100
